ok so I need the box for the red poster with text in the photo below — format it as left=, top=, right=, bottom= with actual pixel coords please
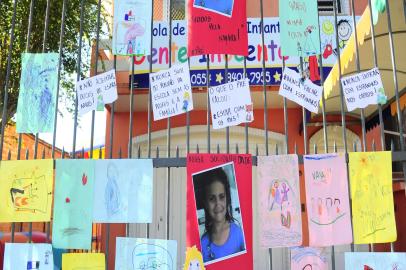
left=186, top=154, right=253, bottom=269
left=187, top=0, right=248, bottom=56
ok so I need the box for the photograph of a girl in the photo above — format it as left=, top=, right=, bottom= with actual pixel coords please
left=192, top=163, right=246, bottom=264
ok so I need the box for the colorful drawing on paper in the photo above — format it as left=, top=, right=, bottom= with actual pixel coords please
left=115, top=237, right=177, bottom=270
left=291, top=247, right=328, bottom=270
left=193, top=0, right=235, bottom=17
left=303, top=154, right=353, bottom=246
left=113, top=0, right=152, bottom=56
left=93, top=159, right=153, bottom=223
left=257, top=155, right=302, bottom=248
left=62, top=253, right=105, bottom=270
left=53, top=160, right=95, bottom=249
left=3, top=243, right=53, bottom=270
left=0, top=160, right=53, bottom=222
left=349, top=151, right=397, bottom=244
left=183, top=246, right=205, bottom=270
left=345, top=252, right=406, bottom=269
left=16, top=53, right=58, bottom=133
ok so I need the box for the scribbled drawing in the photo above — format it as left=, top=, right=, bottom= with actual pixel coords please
left=4, top=243, right=53, bottom=270
left=345, top=252, right=406, bottom=269
left=291, top=247, right=328, bottom=270
left=310, top=197, right=346, bottom=226
left=302, top=25, right=318, bottom=56
left=268, top=179, right=295, bottom=228
left=9, top=175, right=51, bottom=214
left=132, top=243, right=173, bottom=270
left=105, top=162, right=121, bottom=217
left=193, top=0, right=235, bottom=17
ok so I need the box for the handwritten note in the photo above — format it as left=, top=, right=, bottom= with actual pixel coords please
left=76, top=69, right=117, bottom=115
left=345, top=252, right=406, bottom=269
left=115, top=237, right=177, bottom=270
left=209, top=78, right=254, bottom=129
left=0, top=160, right=53, bottom=222
left=113, top=0, right=152, bottom=56
left=3, top=243, right=53, bottom=270
left=62, top=253, right=105, bottom=270
left=16, top=53, right=58, bottom=133
left=279, top=68, right=322, bottom=113
left=304, top=154, right=353, bottom=246
left=341, top=68, right=387, bottom=111
left=150, top=63, right=193, bottom=121
left=279, top=0, right=321, bottom=56
left=349, top=151, right=397, bottom=244
left=257, top=155, right=302, bottom=248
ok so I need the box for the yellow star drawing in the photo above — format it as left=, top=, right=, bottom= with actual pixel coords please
left=215, top=72, right=223, bottom=84
left=273, top=71, right=281, bottom=82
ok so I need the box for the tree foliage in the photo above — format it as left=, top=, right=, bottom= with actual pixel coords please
left=0, top=0, right=109, bottom=126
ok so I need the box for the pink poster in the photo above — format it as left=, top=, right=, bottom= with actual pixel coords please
left=257, top=155, right=302, bottom=248
left=303, top=154, right=353, bottom=246
left=291, top=247, right=328, bottom=270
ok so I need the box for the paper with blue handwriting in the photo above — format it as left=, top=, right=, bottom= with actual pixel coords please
left=345, top=252, right=406, bottom=269
left=53, top=160, right=95, bottom=249
left=113, top=0, right=152, bottom=56
left=279, top=0, right=321, bottom=56
left=115, top=237, right=177, bottom=270
left=3, top=243, right=53, bottom=270
left=16, top=53, right=58, bottom=133
left=93, top=159, right=153, bottom=223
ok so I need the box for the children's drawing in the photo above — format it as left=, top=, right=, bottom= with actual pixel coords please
left=115, top=237, right=177, bottom=270
left=3, top=243, right=53, bottom=270
left=257, top=155, right=302, bottom=248
left=193, top=0, right=235, bottom=17
left=62, top=253, right=105, bottom=270
left=304, top=154, right=353, bottom=246
left=0, top=160, right=53, bottom=222
left=333, top=19, right=352, bottom=56
left=349, top=151, right=397, bottom=244
left=53, top=160, right=95, bottom=250
left=93, top=159, right=153, bottom=223
left=183, top=246, right=205, bottom=270
left=291, top=247, right=328, bottom=270
left=113, top=0, right=152, bottom=56
left=16, top=53, right=58, bottom=133
left=345, top=252, right=406, bottom=269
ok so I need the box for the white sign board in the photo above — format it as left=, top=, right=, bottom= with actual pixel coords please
left=76, top=69, right=118, bottom=115
left=150, top=63, right=193, bottom=121
left=279, top=68, right=323, bottom=113
left=209, top=78, right=254, bottom=129
left=341, top=68, right=387, bottom=111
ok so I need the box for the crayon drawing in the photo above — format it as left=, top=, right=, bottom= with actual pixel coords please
left=53, top=160, right=95, bottom=249
left=257, top=155, right=302, bottom=248
left=0, top=160, right=53, bottom=222
left=193, top=0, right=235, bottom=17
left=16, top=53, right=59, bottom=133
left=115, top=237, right=177, bottom=270
left=93, top=159, right=153, bottom=223
left=345, top=252, right=406, bottom=269
left=291, top=247, right=328, bottom=270
left=3, top=243, right=53, bottom=270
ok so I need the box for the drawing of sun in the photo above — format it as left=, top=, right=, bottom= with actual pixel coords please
left=183, top=246, right=205, bottom=270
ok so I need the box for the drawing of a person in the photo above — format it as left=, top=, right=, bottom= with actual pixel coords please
left=268, top=181, right=282, bottom=211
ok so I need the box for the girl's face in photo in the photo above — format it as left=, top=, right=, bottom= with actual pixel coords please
left=205, top=180, right=227, bottom=223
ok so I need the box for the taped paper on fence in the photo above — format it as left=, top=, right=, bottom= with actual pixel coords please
left=76, top=69, right=118, bottom=115
left=345, top=252, right=406, bottom=269
left=349, top=151, right=397, bottom=244
left=187, top=154, right=253, bottom=269
left=188, top=0, right=248, bottom=56
left=341, top=67, right=387, bottom=111
left=113, top=0, right=152, bottom=56
left=0, top=160, right=53, bottom=222
left=53, top=160, right=95, bottom=250
left=279, top=0, right=321, bottom=57
left=93, top=159, right=153, bottom=223
left=257, top=155, right=302, bottom=248
left=304, top=154, right=353, bottom=246
left=279, top=68, right=323, bottom=113
left=16, top=53, right=58, bottom=133
left=62, top=253, right=105, bottom=270
left=3, top=243, right=53, bottom=270
left=291, top=247, right=328, bottom=270
left=150, top=63, right=193, bottom=121
left=209, top=78, right=254, bottom=129
left=115, top=237, right=177, bottom=270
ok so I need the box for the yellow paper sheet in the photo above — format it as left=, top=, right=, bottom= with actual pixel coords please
left=349, top=151, right=397, bottom=244
left=62, top=253, right=105, bottom=270
left=0, top=160, right=53, bottom=222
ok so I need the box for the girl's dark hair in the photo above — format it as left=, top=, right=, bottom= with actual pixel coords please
left=199, top=167, right=234, bottom=239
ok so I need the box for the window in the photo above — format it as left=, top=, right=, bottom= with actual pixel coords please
left=318, top=0, right=342, bottom=13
